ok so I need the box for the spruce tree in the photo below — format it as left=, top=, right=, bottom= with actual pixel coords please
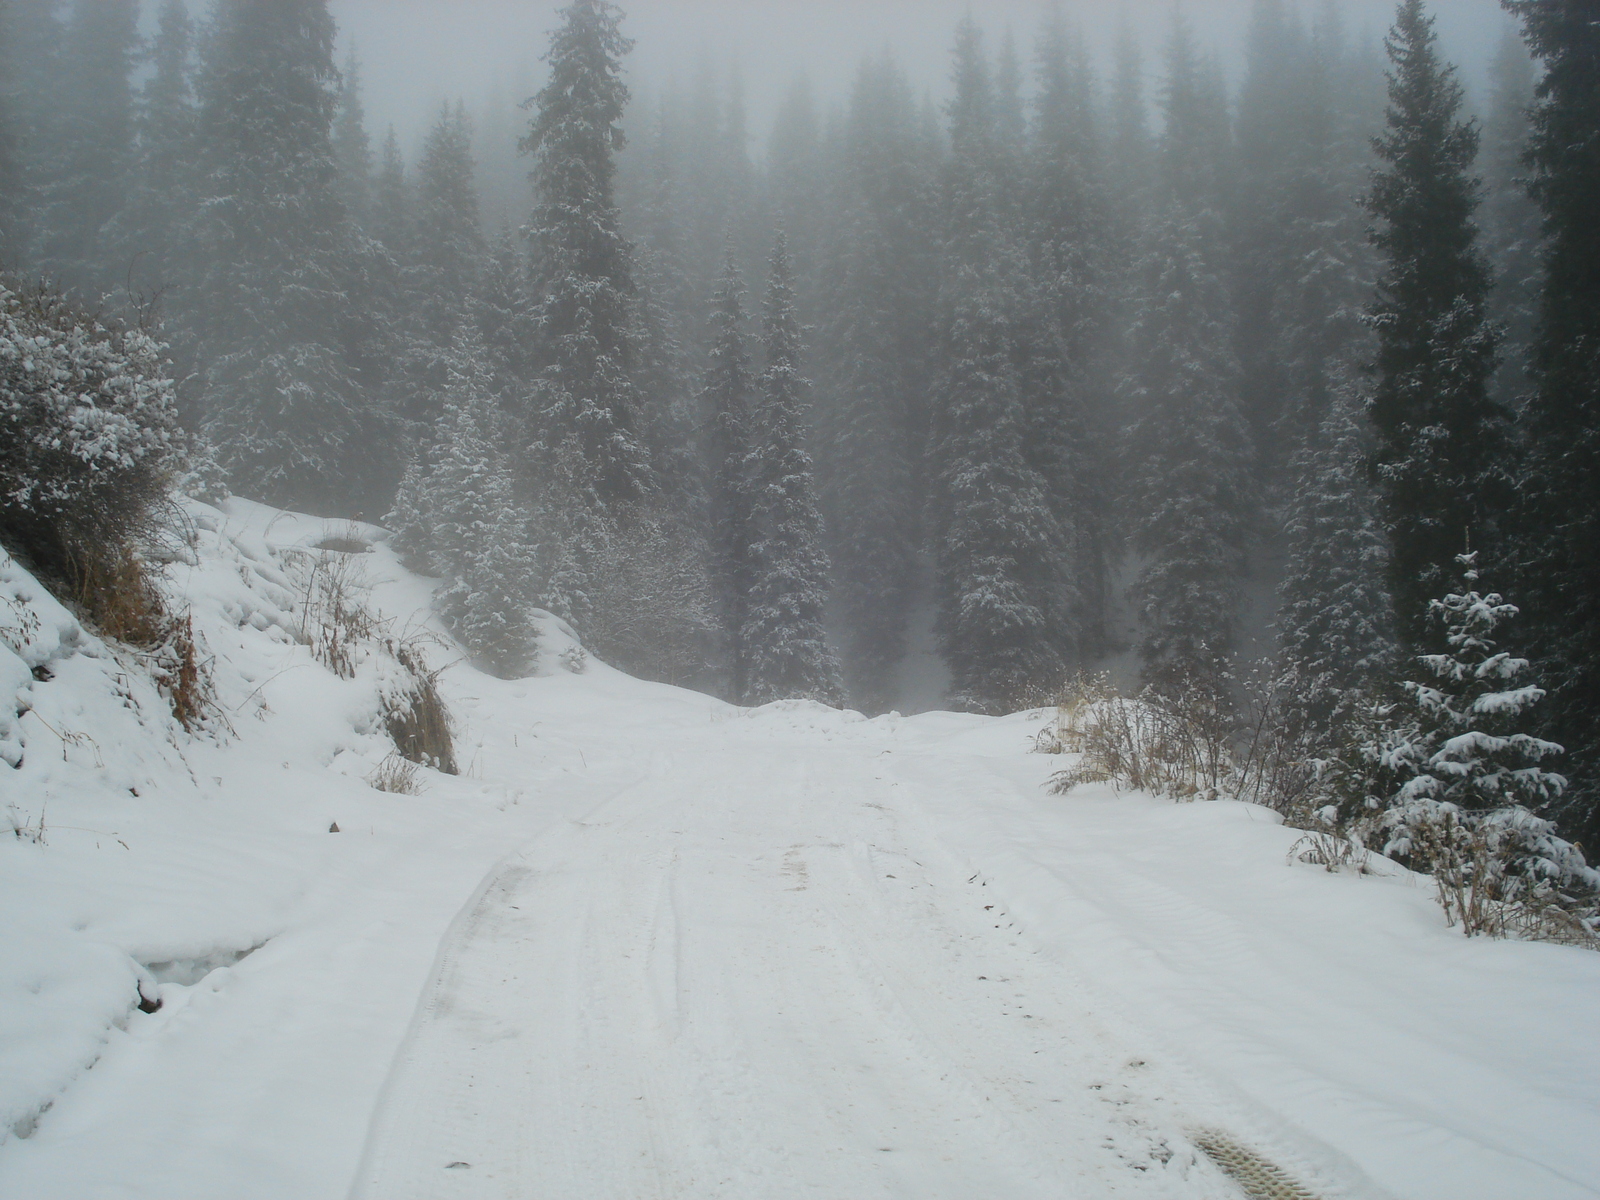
left=1376, top=555, right=1584, bottom=934
left=371, top=126, right=410, bottom=255
left=332, top=47, right=373, bottom=228
left=1107, top=11, right=1152, bottom=202
left=929, top=19, right=1073, bottom=713
left=474, top=224, right=533, bottom=404
left=1231, top=0, right=1306, bottom=484
left=742, top=233, right=842, bottom=707
left=420, top=329, right=538, bottom=678
left=1125, top=18, right=1255, bottom=689
left=1031, top=8, right=1115, bottom=659
left=810, top=51, right=935, bottom=713
left=0, top=0, right=63, bottom=269
left=1501, top=0, right=1600, bottom=845
left=35, top=0, right=139, bottom=298
left=123, top=0, right=197, bottom=302
left=521, top=0, right=650, bottom=508
left=393, top=102, right=486, bottom=444
left=1277, top=385, right=1398, bottom=738
left=701, top=250, right=756, bottom=699
left=1481, top=23, right=1542, bottom=401
left=818, top=210, right=916, bottom=713
left=188, top=0, right=390, bottom=515
left=1365, top=0, right=1509, bottom=657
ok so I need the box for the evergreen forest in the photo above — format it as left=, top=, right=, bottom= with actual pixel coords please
left=4, top=0, right=1599, bottom=861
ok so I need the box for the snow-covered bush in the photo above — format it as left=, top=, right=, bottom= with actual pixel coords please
left=1047, top=670, right=1239, bottom=802
left=0, top=280, right=221, bottom=729
left=1374, top=556, right=1596, bottom=942
left=0, top=279, right=180, bottom=587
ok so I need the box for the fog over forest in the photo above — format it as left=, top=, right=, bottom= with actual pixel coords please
left=3, top=0, right=1599, bottom=857
left=335, top=0, right=1509, bottom=148
left=331, top=0, right=1514, bottom=231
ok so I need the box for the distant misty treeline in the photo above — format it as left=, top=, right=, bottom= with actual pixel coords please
left=2, top=0, right=1597, bottom=843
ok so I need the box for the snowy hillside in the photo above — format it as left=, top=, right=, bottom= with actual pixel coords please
left=2, top=501, right=1598, bottom=1200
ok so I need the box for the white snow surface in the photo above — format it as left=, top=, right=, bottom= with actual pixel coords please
left=2, top=499, right=1598, bottom=1200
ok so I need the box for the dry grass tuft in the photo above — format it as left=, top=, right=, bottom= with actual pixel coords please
left=367, top=753, right=423, bottom=795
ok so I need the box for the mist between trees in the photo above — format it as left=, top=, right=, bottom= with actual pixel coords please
left=2, top=0, right=1598, bottom=861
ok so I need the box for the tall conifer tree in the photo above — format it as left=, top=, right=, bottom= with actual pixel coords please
left=521, top=0, right=651, bottom=508
left=1031, top=8, right=1114, bottom=658
left=36, top=0, right=139, bottom=297
left=1481, top=23, right=1542, bottom=399
left=189, top=0, right=389, bottom=514
left=1501, top=0, right=1600, bottom=844
left=1277, top=384, right=1397, bottom=737
left=332, top=47, right=373, bottom=228
left=930, top=19, right=1073, bottom=712
left=124, top=0, right=197, bottom=302
left=1125, top=18, right=1255, bottom=689
left=1365, top=0, right=1508, bottom=656
left=0, top=0, right=63, bottom=265
left=743, top=233, right=842, bottom=706
left=702, top=250, right=756, bottom=699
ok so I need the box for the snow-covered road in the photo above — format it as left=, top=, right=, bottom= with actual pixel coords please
left=6, top=508, right=1597, bottom=1200
left=354, top=706, right=1245, bottom=1199
left=348, top=668, right=1600, bottom=1200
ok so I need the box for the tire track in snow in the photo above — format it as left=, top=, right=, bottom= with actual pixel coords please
left=349, top=721, right=1368, bottom=1200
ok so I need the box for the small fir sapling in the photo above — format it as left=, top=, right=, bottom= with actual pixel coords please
left=1378, top=554, right=1596, bottom=936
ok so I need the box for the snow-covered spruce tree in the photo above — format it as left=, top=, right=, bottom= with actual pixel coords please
left=413, top=328, right=538, bottom=677
left=520, top=0, right=651, bottom=511
left=1378, top=555, right=1595, bottom=937
left=809, top=52, right=935, bottom=714
left=473, top=225, right=534, bottom=407
left=332, top=47, right=373, bottom=229
left=701, top=250, right=756, bottom=700
left=1124, top=20, right=1255, bottom=692
left=34, top=0, right=139, bottom=299
left=1107, top=14, right=1154, bottom=203
left=1276, top=12, right=1381, bottom=450
left=1030, top=9, right=1117, bottom=660
left=187, top=0, right=392, bottom=516
left=120, top=0, right=198, bottom=306
left=1276, top=384, right=1398, bottom=740
left=929, top=19, right=1073, bottom=714
left=393, top=102, right=486, bottom=446
left=0, top=0, right=64, bottom=268
left=384, top=456, right=431, bottom=574
left=1481, top=24, right=1542, bottom=403
left=741, top=233, right=842, bottom=707
left=1230, top=0, right=1307, bottom=486
left=817, top=209, right=916, bottom=713
left=1365, top=0, right=1510, bottom=658
left=453, top=478, right=539, bottom=680
left=1230, top=2, right=1377, bottom=479
left=371, top=126, right=410, bottom=257
left=1501, top=0, right=1600, bottom=849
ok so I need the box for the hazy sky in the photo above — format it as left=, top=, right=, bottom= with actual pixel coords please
left=330, top=0, right=1516, bottom=158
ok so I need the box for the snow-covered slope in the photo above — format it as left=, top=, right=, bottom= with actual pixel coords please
left=2, top=502, right=1597, bottom=1200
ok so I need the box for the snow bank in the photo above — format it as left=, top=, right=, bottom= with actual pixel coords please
left=0, top=499, right=542, bottom=1182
